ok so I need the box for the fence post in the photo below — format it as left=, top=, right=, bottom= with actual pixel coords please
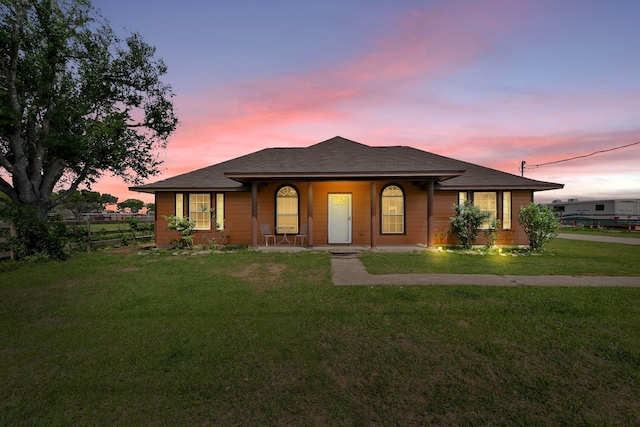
left=0, top=222, right=17, bottom=260
left=86, top=218, right=91, bottom=252
left=10, top=223, right=15, bottom=261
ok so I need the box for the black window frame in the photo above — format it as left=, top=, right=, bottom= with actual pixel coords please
left=275, top=184, right=300, bottom=234
left=380, top=183, right=406, bottom=235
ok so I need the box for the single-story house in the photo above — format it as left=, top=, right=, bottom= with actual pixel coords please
left=130, top=136, right=563, bottom=248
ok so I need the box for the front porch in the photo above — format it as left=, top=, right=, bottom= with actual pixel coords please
left=249, top=180, right=438, bottom=248
left=252, top=244, right=431, bottom=253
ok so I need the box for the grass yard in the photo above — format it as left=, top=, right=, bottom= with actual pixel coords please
left=559, top=227, right=640, bottom=239
left=361, top=238, right=640, bottom=276
left=1, top=244, right=640, bottom=425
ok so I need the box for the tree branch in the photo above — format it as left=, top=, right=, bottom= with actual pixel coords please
left=0, top=175, right=18, bottom=201
left=47, top=162, right=92, bottom=209
left=0, top=152, right=14, bottom=174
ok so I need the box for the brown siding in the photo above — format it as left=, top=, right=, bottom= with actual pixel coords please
left=433, top=190, right=535, bottom=247
left=254, top=182, right=308, bottom=238
left=222, top=192, right=252, bottom=245
left=377, top=182, right=427, bottom=245
left=432, top=191, right=459, bottom=245
left=151, top=185, right=537, bottom=247
left=155, top=192, right=180, bottom=246
left=506, top=190, right=534, bottom=245
left=154, top=191, right=253, bottom=247
left=311, top=181, right=371, bottom=245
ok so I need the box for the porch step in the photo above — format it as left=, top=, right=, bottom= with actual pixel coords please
left=330, top=250, right=361, bottom=259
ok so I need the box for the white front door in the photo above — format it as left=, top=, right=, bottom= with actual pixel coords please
left=328, top=194, right=352, bottom=244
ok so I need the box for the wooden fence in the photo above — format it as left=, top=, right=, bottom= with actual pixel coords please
left=560, top=219, right=640, bottom=231
left=82, top=227, right=154, bottom=250
left=0, top=220, right=154, bottom=260
left=0, top=222, right=15, bottom=260
left=65, top=220, right=154, bottom=251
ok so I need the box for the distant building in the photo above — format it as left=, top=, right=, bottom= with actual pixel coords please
left=546, top=199, right=640, bottom=229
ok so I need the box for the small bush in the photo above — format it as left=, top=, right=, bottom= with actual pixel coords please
left=127, top=217, right=141, bottom=232
left=163, top=215, right=196, bottom=248
left=518, top=202, right=559, bottom=250
left=483, top=217, right=500, bottom=249
left=449, top=202, right=492, bottom=249
left=0, top=202, right=71, bottom=260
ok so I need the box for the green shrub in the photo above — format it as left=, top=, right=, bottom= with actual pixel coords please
left=483, top=217, right=500, bottom=249
left=518, top=202, right=559, bottom=250
left=163, top=215, right=196, bottom=248
left=449, top=201, right=492, bottom=249
left=127, top=217, right=141, bottom=232
left=0, top=202, right=70, bottom=260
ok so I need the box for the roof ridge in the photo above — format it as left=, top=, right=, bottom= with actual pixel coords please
left=307, top=136, right=369, bottom=149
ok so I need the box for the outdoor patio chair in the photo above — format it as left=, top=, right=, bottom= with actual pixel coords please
left=294, top=223, right=308, bottom=246
left=260, top=223, right=276, bottom=246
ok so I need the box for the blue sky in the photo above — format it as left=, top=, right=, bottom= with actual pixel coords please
left=91, top=0, right=640, bottom=204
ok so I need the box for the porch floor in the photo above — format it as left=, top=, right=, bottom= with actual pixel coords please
left=253, top=244, right=430, bottom=253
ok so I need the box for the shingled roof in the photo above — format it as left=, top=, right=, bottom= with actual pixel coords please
left=130, top=136, right=563, bottom=193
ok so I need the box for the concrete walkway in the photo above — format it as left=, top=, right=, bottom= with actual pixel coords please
left=255, top=233, right=640, bottom=286
left=331, top=255, right=640, bottom=287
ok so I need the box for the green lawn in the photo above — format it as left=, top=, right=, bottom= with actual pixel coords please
left=1, top=245, right=640, bottom=425
left=559, top=227, right=640, bottom=239
left=361, top=239, right=640, bottom=276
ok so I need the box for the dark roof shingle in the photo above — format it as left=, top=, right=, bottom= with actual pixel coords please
left=130, top=136, right=563, bottom=193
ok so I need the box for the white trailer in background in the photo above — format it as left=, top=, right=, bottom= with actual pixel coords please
left=545, top=199, right=640, bottom=229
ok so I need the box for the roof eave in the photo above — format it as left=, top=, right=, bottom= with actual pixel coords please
left=435, top=183, right=565, bottom=191
left=129, top=186, right=250, bottom=194
left=224, top=170, right=466, bottom=181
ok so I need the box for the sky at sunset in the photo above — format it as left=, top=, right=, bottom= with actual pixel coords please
left=90, top=0, right=639, bottom=205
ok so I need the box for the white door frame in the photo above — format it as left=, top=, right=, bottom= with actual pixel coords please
left=328, top=193, right=352, bottom=244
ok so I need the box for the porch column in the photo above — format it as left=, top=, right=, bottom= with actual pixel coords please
left=307, top=181, right=313, bottom=248
left=370, top=181, right=377, bottom=248
left=427, top=180, right=434, bottom=247
left=251, top=182, right=258, bottom=247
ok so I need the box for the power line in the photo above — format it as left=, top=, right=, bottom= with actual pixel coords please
left=520, top=140, right=640, bottom=176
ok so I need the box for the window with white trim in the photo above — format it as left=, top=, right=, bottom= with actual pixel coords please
left=215, top=193, right=225, bottom=231
left=381, top=185, right=405, bottom=234
left=502, top=191, right=512, bottom=230
left=189, top=193, right=211, bottom=230
left=276, top=186, right=299, bottom=234
left=458, top=191, right=467, bottom=206
left=473, top=192, right=497, bottom=229
left=175, top=193, right=184, bottom=218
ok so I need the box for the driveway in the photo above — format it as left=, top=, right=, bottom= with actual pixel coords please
left=556, top=233, right=640, bottom=245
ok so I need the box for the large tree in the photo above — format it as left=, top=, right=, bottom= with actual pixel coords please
left=0, top=0, right=177, bottom=217
left=53, top=188, right=116, bottom=219
left=117, top=197, right=144, bottom=213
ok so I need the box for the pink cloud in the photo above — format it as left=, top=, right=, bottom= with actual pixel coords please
left=141, top=0, right=537, bottom=181
left=94, top=0, right=639, bottom=204
left=433, top=130, right=638, bottom=172
left=167, top=0, right=536, bottom=156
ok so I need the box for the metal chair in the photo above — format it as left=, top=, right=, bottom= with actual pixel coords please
left=260, top=223, right=276, bottom=246
left=294, top=223, right=308, bottom=246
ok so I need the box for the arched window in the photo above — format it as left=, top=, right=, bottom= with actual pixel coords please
left=381, top=185, right=404, bottom=234
left=276, top=185, right=299, bottom=234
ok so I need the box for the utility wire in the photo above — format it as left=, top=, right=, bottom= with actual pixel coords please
left=520, top=140, right=640, bottom=176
